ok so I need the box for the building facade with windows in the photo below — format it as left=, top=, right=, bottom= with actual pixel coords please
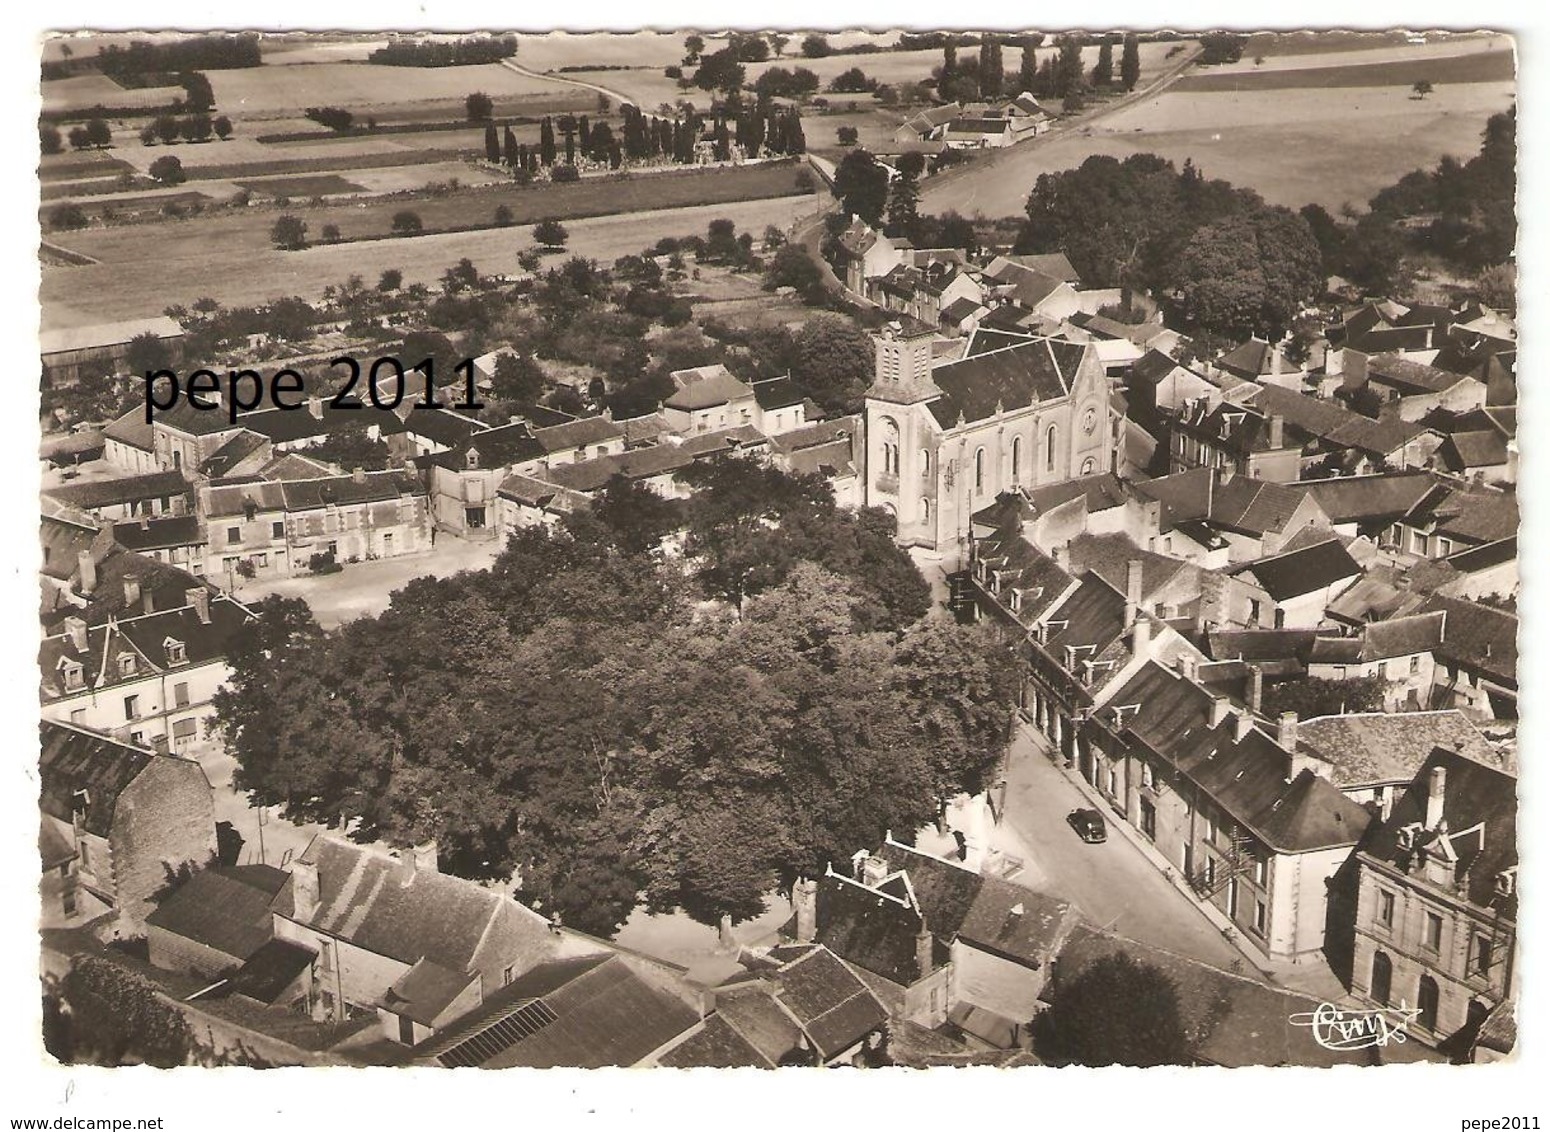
left=865, top=323, right=1116, bottom=568
left=1351, top=751, right=1516, bottom=1051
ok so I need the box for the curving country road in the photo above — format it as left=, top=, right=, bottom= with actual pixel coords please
left=921, top=43, right=1205, bottom=218
left=499, top=57, right=637, bottom=108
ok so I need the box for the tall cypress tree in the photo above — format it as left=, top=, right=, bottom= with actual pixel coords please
left=1093, top=37, right=1115, bottom=88
left=1019, top=44, right=1038, bottom=95
left=941, top=43, right=957, bottom=98
left=503, top=125, right=518, bottom=166
left=1056, top=35, right=1084, bottom=98
left=981, top=37, right=1003, bottom=99
left=578, top=114, right=592, bottom=154
left=1121, top=33, right=1141, bottom=92
left=539, top=117, right=556, bottom=166
left=484, top=122, right=500, bottom=162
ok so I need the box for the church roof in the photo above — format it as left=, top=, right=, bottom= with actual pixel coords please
left=926, top=336, right=1088, bottom=429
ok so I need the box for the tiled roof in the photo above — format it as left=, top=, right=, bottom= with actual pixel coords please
left=199, top=430, right=270, bottom=478
left=714, top=983, right=804, bottom=1063
left=815, top=873, right=934, bottom=985
left=1217, top=336, right=1298, bottom=379
left=1360, top=749, right=1517, bottom=913
left=774, top=945, right=888, bottom=1060
left=927, top=336, right=1086, bottom=429
left=39, top=720, right=203, bottom=838
left=981, top=259, right=1069, bottom=309
left=403, top=407, right=488, bottom=448
left=616, top=412, right=673, bottom=445
left=665, top=365, right=754, bottom=411
left=1365, top=353, right=1474, bottom=395
left=43, top=470, right=192, bottom=512
left=1206, top=629, right=1317, bottom=669
left=429, top=422, right=544, bottom=471
left=657, top=1012, right=775, bottom=1068
left=1235, top=539, right=1360, bottom=602
left=1298, top=710, right=1502, bottom=788
left=423, top=953, right=699, bottom=1069
left=40, top=315, right=184, bottom=356
left=383, top=958, right=478, bottom=1026
left=111, top=514, right=202, bottom=552
left=224, top=938, right=318, bottom=1004
left=272, top=834, right=553, bottom=976
left=279, top=470, right=425, bottom=511
left=1004, top=251, right=1078, bottom=283
left=1286, top=472, right=1439, bottom=525
left=145, top=865, right=287, bottom=962
left=1406, top=483, right=1519, bottom=545
left=750, top=376, right=806, bottom=411
left=1248, top=383, right=1428, bottom=457
left=102, top=409, right=156, bottom=452
left=1439, top=430, right=1509, bottom=470
left=941, top=296, right=986, bottom=324
left=768, top=416, right=857, bottom=456
left=1043, top=572, right=1129, bottom=662
left=1067, top=532, right=1191, bottom=604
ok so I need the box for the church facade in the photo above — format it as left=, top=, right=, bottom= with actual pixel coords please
left=864, top=323, right=1118, bottom=568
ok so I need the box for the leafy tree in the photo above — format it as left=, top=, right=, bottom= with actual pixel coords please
left=1473, top=262, right=1516, bottom=310
left=270, top=213, right=307, bottom=249
left=683, top=34, right=705, bottom=65
left=492, top=350, right=545, bottom=403
left=833, top=148, right=889, bottom=227
left=154, top=114, right=180, bottom=144
left=801, top=34, right=832, bottom=58
left=125, top=330, right=172, bottom=374
left=1036, top=951, right=1198, bottom=1066
left=1121, top=33, right=1141, bottom=91
left=213, top=115, right=233, bottom=139
left=494, top=204, right=513, bottom=226
left=763, top=244, right=826, bottom=304
left=40, top=123, right=63, bottom=154
left=377, top=268, right=403, bottom=291
left=319, top=223, right=340, bottom=244
left=1054, top=34, right=1085, bottom=98
left=55, top=956, right=201, bottom=1067
left=885, top=159, right=922, bottom=241
left=85, top=117, right=112, bottom=148
left=791, top=313, right=874, bottom=413
left=1199, top=33, right=1247, bottom=65
left=1412, top=80, right=1434, bottom=98
left=1262, top=674, right=1388, bottom=720
left=308, top=417, right=393, bottom=471
left=391, top=210, right=424, bottom=235
left=148, top=155, right=184, bottom=185
left=694, top=47, right=746, bottom=93
left=466, top=90, right=494, bottom=121
left=68, top=125, right=91, bottom=150
left=829, top=67, right=875, bottom=94
left=181, top=114, right=213, bottom=143
left=533, top=218, right=569, bottom=248
left=575, top=474, right=686, bottom=555
left=1171, top=206, right=1323, bottom=339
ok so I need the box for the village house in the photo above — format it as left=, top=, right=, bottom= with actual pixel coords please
left=1285, top=471, right=1441, bottom=541
left=1305, top=611, right=1447, bottom=711
left=1295, top=710, right=1504, bottom=811
left=1168, top=397, right=1303, bottom=483
left=800, top=838, right=1075, bottom=1048
left=865, top=322, right=1116, bottom=567
left=1388, top=480, right=1518, bottom=561
left=40, top=315, right=185, bottom=388
left=1415, top=594, right=1517, bottom=722
left=1350, top=750, right=1515, bottom=1052
left=834, top=218, right=906, bottom=296
left=1247, top=382, right=1443, bottom=475
left=1133, top=467, right=1333, bottom=564
left=101, top=410, right=160, bottom=476
left=894, top=102, right=962, bottom=144
left=1343, top=352, right=1488, bottom=422
left=200, top=469, right=432, bottom=579
left=1431, top=407, right=1516, bottom=484
left=1215, top=336, right=1310, bottom=388
left=1082, top=659, right=1373, bottom=964
left=427, top=423, right=545, bottom=537
left=40, top=587, right=254, bottom=754
left=146, top=864, right=290, bottom=979
left=661, top=364, right=760, bottom=434
left=767, top=416, right=863, bottom=507
left=111, top=514, right=205, bottom=576
left=979, top=257, right=1082, bottom=323
left=39, top=719, right=216, bottom=935
left=43, top=470, right=194, bottom=522
left=1218, top=537, right=1361, bottom=629
left=270, top=834, right=558, bottom=1045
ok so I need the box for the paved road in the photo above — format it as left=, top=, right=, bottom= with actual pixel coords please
left=997, top=722, right=1249, bottom=971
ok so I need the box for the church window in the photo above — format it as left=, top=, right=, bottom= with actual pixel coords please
left=1046, top=425, right=1058, bottom=472
left=974, top=448, right=986, bottom=494
left=1011, top=437, right=1022, bottom=483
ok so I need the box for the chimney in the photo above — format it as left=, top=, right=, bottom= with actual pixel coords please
left=291, top=857, right=320, bottom=920
left=187, top=587, right=211, bottom=624
left=352, top=466, right=366, bottom=485
left=139, top=514, right=150, bottom=531
left=1248, top=665, right=1263, bottom=717
left=77, top=550, right=97, bottom=596
left=1124, top=559, right=1143, bottom=629
left=1277, top=710, right=1298, bottom=753
left=64, top=616, right=88, bottom=654
left=1425, top=765, right=1447, bottom=830
left=1051, top=543, right=1069, bottom=572
left=792, top=878, right=818, bottom=943
left=1269, top=414, right=1284, bottom=449
left=142, top=587, right=156, bottom=616
left=1177, top=653, right=1198, bottom=683
left=151, top=734, right=170, bottom=755
left=916, top=922, right=935, bottom=980
left=1210, top=696, right=1231, bottom=727
left=1130, top=615, right=1152, bottom=659
left=1235, top=709, right=1254, bottom=741
left=850, top=848, right=870, bottom=882
left=410, top=840, right=438, bottom=874
left=123, top=576, right=141, bottom=610
left=307, top=395, right=324, bottom=420
left=861, top=854, right=889, bottom=888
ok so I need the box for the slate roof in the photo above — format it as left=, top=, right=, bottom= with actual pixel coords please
left=1405, top=483, right=1518, bottom=545
left=1360, top=749, right=1517, bottom=914
left=773, top=945, right=888, bottom=1060
left=657, top=1012, right=775, bottom=1068
left=1134, top=469, right=1313, bottom=537
left=531, top=415, right=624, bottom=453
left=39, top=720, right=204, bottom=838
left=815, top=872, right=938, bottom=985
left=403, top=407, right=488, bottom=449
left=429, top=422, right=545, bottom=471
left=383, top=959, right=478, bottom=1026
left=111, top=514, right=202, bottom=552
left=1233, top=539, right=1360, bottom=602
left=1067, top=532, right=1192, bottom=605
left=1297, top=710, right=1501, bottom=788
left=102, top=408, right=157, bottom=453
left=198, top=430, right=270, bottom=478
left=980, top=259, right=1070, bottom=309
left=224, top=938, right=318, bottom=1004
left=616, top=411, right=673, bottom=445
left=1217, top=336, right=1299, bottom=379
left=1365, top=353, right=1474, bottom=395
left=1248, top=383, right=1428, bottom=457
left=713, top=982, right=804, bottom=1064
left=43, top=471, right=192, bottom=512
left=1004, top=251, right=1078, bottom=283
left=543, top=443, right=699, bottom=493
left=1286, top=472, right=1439, bottom=525
left=927, top=336, right=1087, bottom=429
left=145, top=865, right=287, bottom=963
left=272, top=834, right=553, bottom=976
left=941, top=296, right=987, bottom=324
left=1438, top=430, right=1509, bottom=471
left=1102, top=663, right=1371, bottom=853
left=1206, top=629, right=1318, bottom=673
left=750, top=375, right=806, bottom=411
left=422, top=953, right=700, bottom=1069
left=1415, top=594, right=1517, bottom=687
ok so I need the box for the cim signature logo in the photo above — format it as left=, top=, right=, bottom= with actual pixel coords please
left=1289, top=1002, right=1421, bottom=1051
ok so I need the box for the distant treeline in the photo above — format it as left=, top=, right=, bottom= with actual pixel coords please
left=95, top=34, right=261, bottom=76
left=367, top=35, right=518, bottom=67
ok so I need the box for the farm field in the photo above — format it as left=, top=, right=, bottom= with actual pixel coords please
left=920, top=79, right=1515, bottom=217
left=42, top=75, right=183, bottom=113
left=232, top=173, right=367, bottom=197
left=39, top=154, right=135, bottom=182
left=260, top=38, right=389, bottom=65
left=512, top=31, right=693, bottom=72
left=1242, top=30, right=1500, bottom=61
left=39, top=194, right=820, bottom=330
left=1174, top=45, right=1514, bottom=93
left=207, top=62, right=574, bottom=117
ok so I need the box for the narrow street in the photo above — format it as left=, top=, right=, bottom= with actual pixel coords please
left=995, top=723, right=1247, bottom=968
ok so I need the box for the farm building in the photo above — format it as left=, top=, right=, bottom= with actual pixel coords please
left=41, top=316, right=185, bottom=387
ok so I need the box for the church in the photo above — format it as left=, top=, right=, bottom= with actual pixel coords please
left=864, top=321, right=1119, bottom=568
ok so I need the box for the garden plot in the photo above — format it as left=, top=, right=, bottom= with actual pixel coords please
left=207, top=62, right=574, bottom=117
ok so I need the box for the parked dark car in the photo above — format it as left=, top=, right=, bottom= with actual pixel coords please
left=1068, top=807, right=1107, bottom=843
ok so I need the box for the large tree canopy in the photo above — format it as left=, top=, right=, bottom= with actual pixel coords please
left=1035, top=951, right=1201, bottom=1067
left=214, top=464, right=1000, bottom=936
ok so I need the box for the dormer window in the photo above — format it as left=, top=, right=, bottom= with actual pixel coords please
left=164, top=637, right=186, bottom=665
left=118, top=653, right=137, bottom=677
left=1009, top=590, right=1022, bottom=613
left=466, top=449, right=480, bottom=470
left=71, top=788, right=90, bottom=816
left=1496, top=869, right=1516, bottom=898
left=58, top=658, right=84, bottom=691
